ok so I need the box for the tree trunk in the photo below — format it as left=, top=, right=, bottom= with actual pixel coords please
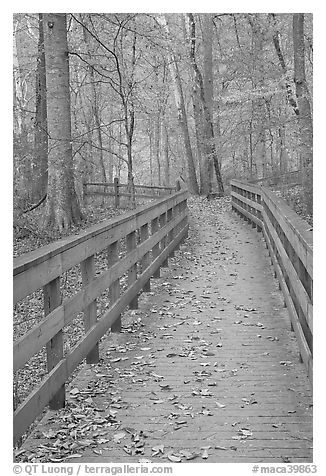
left=148, top=123, right=154, bottom=186
left=293, top=14, right=313, bottom=171
left=125, top=109, right=135, bottom=208
left=13, top=19, right=32, bottom=199
left=192, top=83, right=210, bottom=194
left=247, top=14, right=267, bottom=180
left=293, top=14, right=313, bottom=214
left=163, top=121, right=170, bottom=186
left=33, top=13, right=48, bottom=201
left=269, top=14, right=300, bottom=116
left=202, top=13, right=214, bottom=192
left=278, top=122, right=288, bottom=175
left=187, top=13, right=224, bottom=195
left=154, top=113, right=161, bottom=185
left=157, top=15, right=199, bottom=194
left=82, top=15, right=107, bottom=184
left=43, top=13, right=82, bottom=230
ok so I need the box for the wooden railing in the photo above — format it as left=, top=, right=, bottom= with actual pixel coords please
left=13, top=189, right=188, bottom=443
left=83, top=178, right=180, bottom=208
left=246, top=170, right=302, bottom=192
left=230, top=179, right=313, bottom=383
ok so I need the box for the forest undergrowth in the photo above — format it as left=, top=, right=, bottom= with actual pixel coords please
left=274, top=185, right=313, bottom=227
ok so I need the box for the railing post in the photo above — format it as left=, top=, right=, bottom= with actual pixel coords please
left=126, top=231, right=138, bottom=309
left=151, top=217, right=160, bottom=278
left=107, top=241, right=121, bottom=332
left=114, top=177, right=120, bottom=209
left=43, top=277, right=65, bottom=410
left=140, top=223, right=151, bottom=292
left=81, top=255, right=99, bottom=363
left=167, top=207, right=174, bottom=258
left=160, top=211, right=168, bottom=267
left=181, top=198, right=189, bottom=243
left=173, top=201, right=181, bottom=251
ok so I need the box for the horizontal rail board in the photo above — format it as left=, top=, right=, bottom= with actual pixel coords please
left=231, top=179, right=263, bottom=196
left=13, top=222, right=189, bottom=441
left=263, top=210, right=313, bottom=334
left=85, top=190, right=165, bottom=199
left=262, top=189, right=313, bottom=279
left=14, top=191, right=188, bottom=302
left=84, top=182, right=175, bottom=191
left=262, top=224, right=312, bottom=383
left=232, top=200, right=263, bottom=228
left=231, top=190, right=263, bottom=212
left=13, top=209, right=187, bottom=371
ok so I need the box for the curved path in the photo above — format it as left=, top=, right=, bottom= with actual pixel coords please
left=18, top=198, right=313, bottom=463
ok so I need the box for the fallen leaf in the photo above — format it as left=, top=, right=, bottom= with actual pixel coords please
left=62, top=453, right=83, bottom=461
left=70, top=388, right=80, bottom=396
left=180, top=450, right=199, bottom=460
left=159, top=383, right=172, bottom=390
left=152, top=444, right=164, bottom=454
left=167, top=454, right=182, bottom=462
left=151, top=373, right=164, bottom=379
left=216, top=401, right=226, bottom=408
left=42, top=429, right=58, bottom=439
left=113, top=432, right=126, bottom=443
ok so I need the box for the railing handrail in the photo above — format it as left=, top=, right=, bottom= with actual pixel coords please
left=247, top=170, right=301, bottom=184
left=14, top=190, right=186, bottom=280
left=84, top=181, right=176, bottom=191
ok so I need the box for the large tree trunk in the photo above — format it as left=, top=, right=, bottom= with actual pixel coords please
left=202, top=13, right=214, bottom=192
left=33, top=13, right=48, bottom=201
left=187, top=13, right=224, bottom=195
left=43, top=13, right=82, bottom=230
left=293, top=13, right=313, bottom=214
left=192, top=83, right=209, bottom=194
left=293, top=14, right=313, bottom=146
left=157, top=15, right=199, bottom=194
left=269, top=14, right=300, bottom=117
left=247, top=14, right=267, bottom=180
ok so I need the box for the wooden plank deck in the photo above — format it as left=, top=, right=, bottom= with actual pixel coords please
left=16, top=200, right=312, bottom=463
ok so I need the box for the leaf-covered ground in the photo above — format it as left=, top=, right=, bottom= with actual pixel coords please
left=15, top=197, right=313, bottom=463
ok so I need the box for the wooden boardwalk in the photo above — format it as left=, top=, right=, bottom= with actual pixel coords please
left=18, top=199, right=312, bottom=463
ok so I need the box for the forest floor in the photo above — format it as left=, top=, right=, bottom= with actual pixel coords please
left=15, top=197, right=313, bottom=464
